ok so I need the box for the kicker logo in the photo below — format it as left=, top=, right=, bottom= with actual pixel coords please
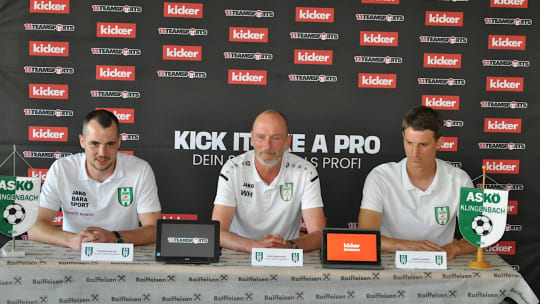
left=30, top=0, right=69, bottom=14
left=423, top=53, right=461, bottom=68
left=28, top=169, right=48, bottom=184
left=164, top=2, right=203, bottom=18
left=29, top=126, right=68, bottom=142
left=362, top=0, right=399, bottom=3
left=229, top=27, right=268, bottom=43
left=295, top=7, right=334, bottom=23
left=228, top=69, right=267, bottom=85
left=96, top=65, right=135, bottom=81
left=422, top=95, right=460, bottom=110
left=484, top=118, right=522, bottom=133
left=24, top=108, right=73, bottom=117
left=437, top=137, right=458, bottom=151
left=360, top=31, right=398, bottom=47
left=96, top=22, right=136, bottom=38
left=425, top=11, right=463, bottom=27
left=488, top=35, right=526, bottom=50
left=478, top=142, right=526, bottom=151
left=24, top=23, right=75, bottom=31
left=480, top=100, right=528, bottom=109
left=294, top=49, right=332, bottom=65
left=484, top=159, right=520, bottom=174
left=508, top=201, right=518, bottom=215
left=485, top=241, right=516, bottom=255
left=29, top=84, right=68, bottom=99
left=486, top=77, right=524, bottom=92
left=96, top=108, right=134, bottom=123
left=358, top=73, right=396, bottom=88
left=163, top=45, right=202, bottom=61
left=490, top=0, right=527, bottom=8
left=29, top=41, right=69, bottom=57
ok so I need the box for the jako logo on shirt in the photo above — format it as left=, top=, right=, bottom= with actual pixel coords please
left=96, top=108, right=135, bottom=123
left=163, top=45, right=202, bottom=61
left=229, top=27, right=268, bottom=43
left=486, top=77, right=524, bottom=92
left=295, top=7, right=334, bottom=23
left=163, top=2, right=203, bottom=18
left=294, top=49, right=333, bottom=65
left=437, top=137, right=458, bottom=151
left=96, top=65, right=135, bottom=81
left=28, top=126, right=68, bottom=142
left=29, top=84, right=68, bottom=99
left=29, top=41, right=69, bottom=56
left=228, top=69, right=267, bottom=85
left=422, top=95, right=460, bottom=110
left=30, top=0, right=70, bottom=14
left=96, top=22, right=136, bottom=38
left=360, top=31, right=398, bottom=47
left=425, top=11, right=463, bottom=27
left=358, top=73, right=396, bottom=88
left=488, top=35, right=526, bottom=50
left=490, top=0, right=527, bottom=8
left=423, top=53, right=461, bottom=68
left=483, top=159, right=520, bottom=174
left=484, top=118, right=522, bottom=133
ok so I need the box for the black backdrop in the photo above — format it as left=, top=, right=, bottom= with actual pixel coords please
left=0, top=0, right=538, bottom=294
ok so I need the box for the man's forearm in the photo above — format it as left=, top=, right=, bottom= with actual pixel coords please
left=28, top=221, right=75, bottom=248
left=219, top=230, right=256, bottom=253
left=116, top=225, right=157, bottom=245
left=292, top=231, right=322, bottom=251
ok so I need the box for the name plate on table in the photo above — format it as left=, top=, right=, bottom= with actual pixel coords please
left=81, top=243, right=133, bottom=262
left=395, top=251, right=447, bottom=270
left=251, top=248, right=303, bottom=267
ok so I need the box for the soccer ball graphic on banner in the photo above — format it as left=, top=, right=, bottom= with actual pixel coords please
left=471, top=215, right=493, bottom=236
left=3, top=203, right=26, bottom=225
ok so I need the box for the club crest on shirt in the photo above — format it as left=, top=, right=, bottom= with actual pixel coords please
left=280, top=183, right=293, bottom=201
left=117, top=187, right=133, bottom=206
left=435, top=206, right=450, bottom=225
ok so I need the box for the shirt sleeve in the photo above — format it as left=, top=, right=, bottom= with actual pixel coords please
left=135, top=161, right=162, bottom=213
left=300, top=168, right=324, bottom=210
left=213, top=163, right=237, bottom=207
left=359, top=167, right=386, bottom=213
left=39, top=160, right=62, bottom=212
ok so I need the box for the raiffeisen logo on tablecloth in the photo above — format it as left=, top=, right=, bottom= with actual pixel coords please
left=229, top=27, right=268, bottom=43
left=96, top=108, right=134, bottom=124
left=29, top=41, right=69, bottom=57
left=164, top=2, right=203, bottom=18
left=96, top=22, right=136, bottom=38
left=422, top=95, right=459, bottom=110
left=437, top=137, right=458, bottom=151
left=96, top=65, right=135, bottom=81
left=294, top=50, right=332, bottom=65
left=490, top=0, right=527, bottom=8
left=163, top=45, right=202, bottom=61
left=29, top=84, right=68, bottom=99
left=228, top=69, right=267, bottom=85
left=358, top=73, right=396, bottom=88
left=30, top=0, right=70, bottom=14
left=484, top=118, right=522, bottom=133
left=28, top=126, right=68, bottom=142
left=295, top=7, right=334, bottom=23
left=425, top=11, right=463, bottom=27
left=423, top=53, right=461, bottom=69
left=488, top=35, right=526, bottom=50
left=360, top=31, right=398, bottom=47
left=483, top=160, right=520, bottom=174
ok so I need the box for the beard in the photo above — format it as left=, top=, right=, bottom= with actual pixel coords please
left=255, top=150, right=283, bottom=167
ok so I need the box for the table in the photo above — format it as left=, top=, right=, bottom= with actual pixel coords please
left=0, top=241, right=537, bottom=304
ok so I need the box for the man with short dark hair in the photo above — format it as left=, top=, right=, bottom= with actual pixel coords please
left=28, top=110, right=161, bottom=250
left=357, top=106, right=475, bottom=259
left=211, top=110, right=326, bottom=252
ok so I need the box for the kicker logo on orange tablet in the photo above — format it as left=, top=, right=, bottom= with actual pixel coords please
left=327, top=234, right=377, bottom=262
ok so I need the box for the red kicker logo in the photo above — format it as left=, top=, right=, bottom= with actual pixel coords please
left=490, top=0, right=527, bottom=8
left=485, top=241, right=516, bottom=255
left=228, top=69, right=267, bottom=85
left=29, top=126, right=68, bottom=142
left=294, top=49, right=333, bottom=65
left=484, top=118, right=522, bottom=133
left=29, top=84, right=68, bottom=99
left=295, top=7, right=334, bottom=23
left=423, top=53, right=461, bottom=69
left=163, top=45, right=202, bottom=61
left=164, top=2, right=203, bottom=18
left=488, top=35, right=526, bottom=50
left=358, top=73, right=396, bottom=88
left=360, top=31, right=398, bottom=47
left=28, top=168, right=48, bottom=183
left=97, top=22, right=136, bottom=38
left=508, top=201, right=518, bottom=215
left=96, top=108, right=135, bottom=124
left=30, top=0, right=70, bottom=14
left=486, top=77, right=524, bottom=92
left=229, top=27, right=268, bottom=43
left=422, top=95, right=460, bottom=110
left=425, top=11, right=463, bottom=27
left=96, top=65, right=135, bottom=81
left=437, top=137, right=458, bottom=151
left=483, top=159, right=520, bottom=174
left=29, top=41, right=69, bottom=57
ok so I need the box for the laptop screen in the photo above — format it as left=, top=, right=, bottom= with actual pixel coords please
left=155, top=220, right=220, bottom=263
left=321, top=228, right=382, bottom=269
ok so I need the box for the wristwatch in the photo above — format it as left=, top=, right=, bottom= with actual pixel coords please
left=287, top=240, right=298, bottom=249
left=113, top=231, right=124, bottom=243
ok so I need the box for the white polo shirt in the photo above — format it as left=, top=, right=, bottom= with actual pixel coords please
left=40, top=153, right=161, bottom=233
left=360, top=158, right=472, bottom=246
left=213, top=150, right=324, bottom=240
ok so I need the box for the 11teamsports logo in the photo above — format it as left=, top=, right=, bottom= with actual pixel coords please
left=156, top=70, right=207, bottom=79
left=224, top=9, right=274, bottom=18
left=24, top=23, right=74, bottom=31
left=24, top=66, right=74, bottom=74
left=419, top=36, right=467, bottom=44
left=356, top=13, right=404, bottom=22
left=92, top=5, right=142, bottom=13
left=158, top=27, right=208, bottom=36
